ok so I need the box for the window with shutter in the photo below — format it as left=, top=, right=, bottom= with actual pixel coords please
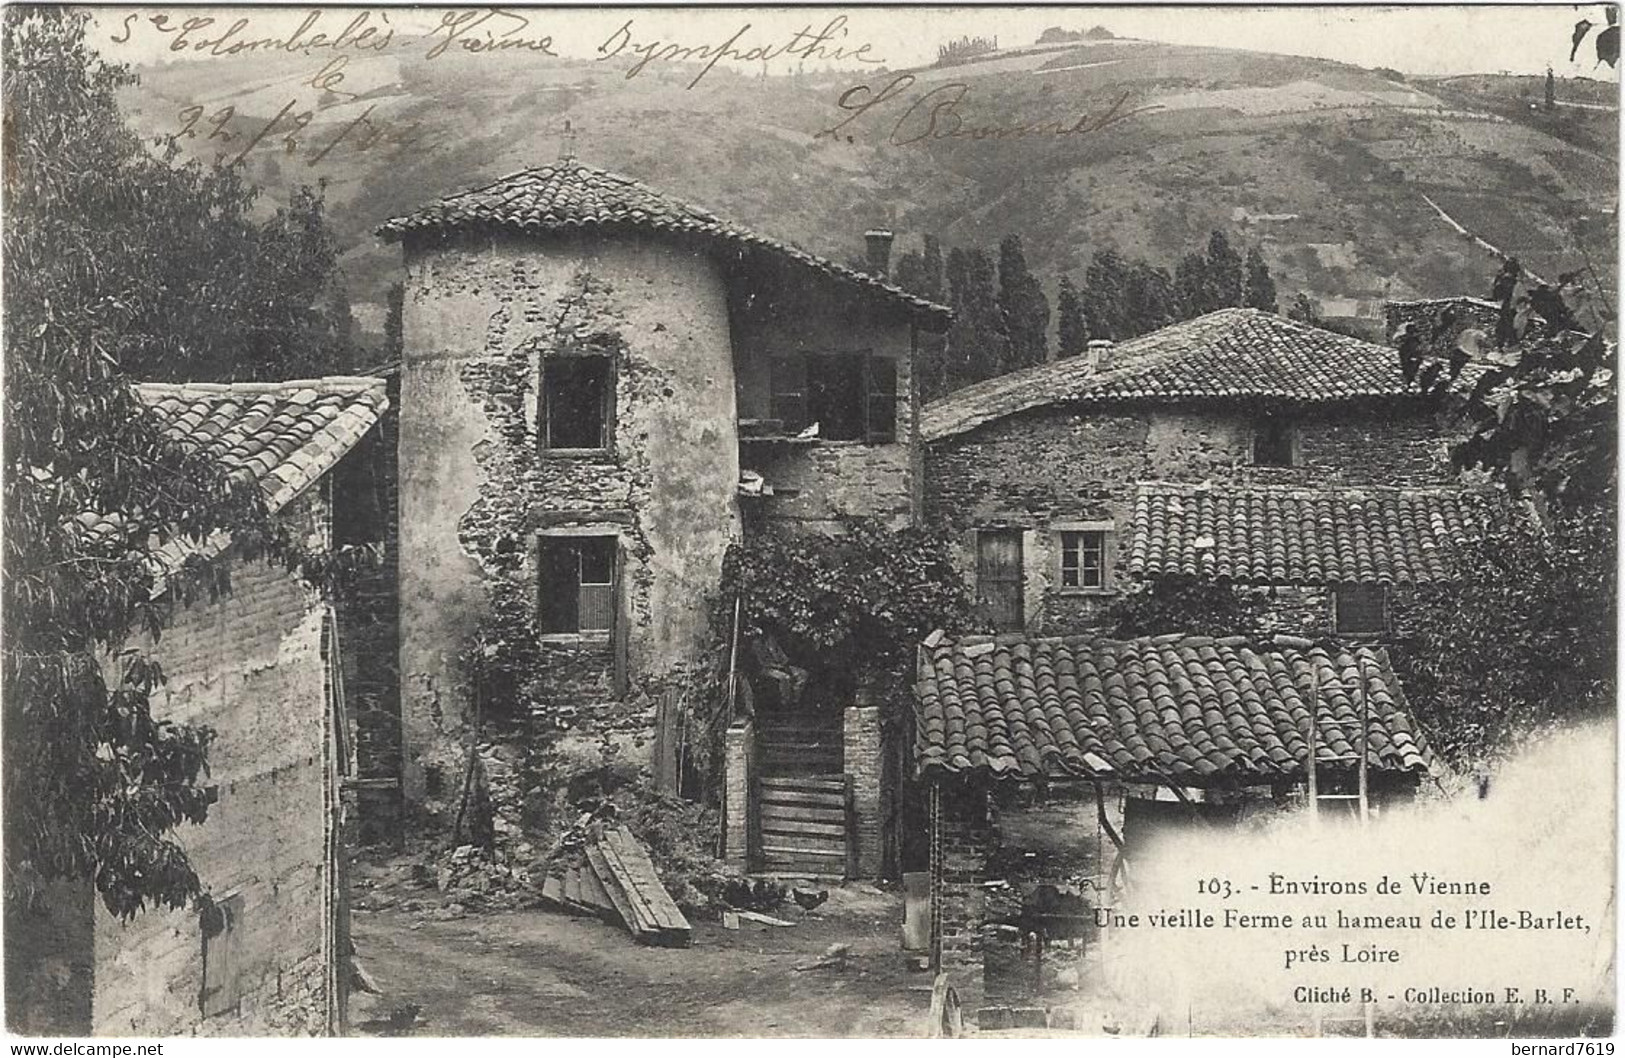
left=867, top=356, right=898, bottom=442
left=541, top=355, right=613, bottom=451
left=1060, top=530, right=1109, bottom=590
left=769, top=355, right=807, bottom=432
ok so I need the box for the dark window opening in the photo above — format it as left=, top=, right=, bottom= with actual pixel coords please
left=770, top=355, right=807, bottom=432
left=1061, top=530, right=1108, bottom=590
left=976, top=529, right=1024, bottom=632
left=768, top=352, right=897, bottom=441
left=538, top=535, right=618, bottom=634
left=542, top=356, right=611, bottom=450
left=1334, top=585, right=1387, bottom=634
left=1254, top=417, right=1295, bottom=467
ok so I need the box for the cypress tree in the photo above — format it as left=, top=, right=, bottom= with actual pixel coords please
left=1205, top=230, right=1245, bottom=308
left=997, top=234, right=1050, bottom=371
left=1056, top=275, right=1090, bottom=358
left=1243, top=246, right=1279, bottom=312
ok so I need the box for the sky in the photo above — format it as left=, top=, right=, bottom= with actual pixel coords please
left=90, top=2, right=1624, bottom=80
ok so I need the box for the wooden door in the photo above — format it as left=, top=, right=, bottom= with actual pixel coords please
left=976, top=530, right=1024, bottom=632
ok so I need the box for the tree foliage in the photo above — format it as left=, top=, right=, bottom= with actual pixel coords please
left=1244, top=246, right=1279, bottom=312
left=1392, top=505, right=1615, bottom=762
left=944, top=247, right=1008, bottom=390
left=718, top=521, right=975, bottom=706
left=1106, top=580, right=1268, bottom=640
left=1056, top=275, right=1090, bottom=358
left=997, top=234, right=1050, bottom=371
left=1, top=8, right=343, bottom=919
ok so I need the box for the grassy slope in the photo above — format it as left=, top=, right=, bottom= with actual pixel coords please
left=120, top=39, right=1618, bottom=343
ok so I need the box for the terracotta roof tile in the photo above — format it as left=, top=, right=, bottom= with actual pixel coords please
left=915, top=633, right=1437, bottom=784
left=921, top=309, right=1423, bottom=441
left=378, top=161, right=948, bottom=326
left=71, top=377, right=389, bottom=597
left=1127, top=483, right=1496, bottom=586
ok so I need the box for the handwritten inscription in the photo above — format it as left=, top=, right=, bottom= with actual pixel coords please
left=111, top=9, right=395, bottom=58
left=423, top=9, right=557, bottom=61
left=818, top=74, right=1164, bottom=146
left=596, top=16, right=884, bottom=89
left=169, top=99, right=430, bottom=168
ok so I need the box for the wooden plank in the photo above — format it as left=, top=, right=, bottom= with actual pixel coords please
left=760, top=820, right=848, bottom=839
left=541, top=872, right=566, bottom=908
left=605, top=828, right=692, bottom=939
left=760, top=776, right=846, bottom=790
left=760, top=803, right=847, bottom=823
left=577, top=860, right=616, bottom=914
left=564, top=867, right=583, bottom=906
left=594, top=832, right=665, bottom=934
left=583, top=844, right=638, bottom=936
left=760, top=843, right=848, bottom=859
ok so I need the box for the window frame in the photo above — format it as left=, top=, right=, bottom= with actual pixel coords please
left=539, top=351, right=615, bottom=455
left=535, top=530, right=622, bottom=642
left=1055, top=521, right=1116, bottom=595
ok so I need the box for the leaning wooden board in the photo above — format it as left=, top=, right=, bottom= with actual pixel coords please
left=594, top=827, right=692, bottom=947
left=582, top=842, right=642, bottom=939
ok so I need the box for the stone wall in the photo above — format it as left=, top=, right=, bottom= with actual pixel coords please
left=733, top=273, right=921, bottom=532
left=396, top=231, right=743, bottom=805
left=924, top=401, right=1451, bottom=637
left=722, top=721, right=754, bottom=869
left=89, top=543, right=334, bottom=1036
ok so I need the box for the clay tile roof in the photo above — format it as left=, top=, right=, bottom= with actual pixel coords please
left=915, top=633, right=1438, bottom=784
left=1127, top=483, right=1499, bottom=586
left=921, top=308, right=1424, bottom=442
left=378, top=160, right=949, bottom=327
left=96, top=377, right=389, bottom=595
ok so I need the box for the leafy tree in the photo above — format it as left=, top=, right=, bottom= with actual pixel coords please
left=997, top=234, right=1050, bottom=371
left=1056, top=275, right=1090, bottom=358
left=1392, top=505, right=1614, bottom=762
left=1205, top=230, right=1244, bottom=309
left=1243, top=246, right=1279, bottom=312
left=1, top=8, right=333, bottom=926
left=1287, top=292, right=1321, bottom=323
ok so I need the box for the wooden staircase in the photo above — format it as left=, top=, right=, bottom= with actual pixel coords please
left=756, top=775, right=852, bottom=877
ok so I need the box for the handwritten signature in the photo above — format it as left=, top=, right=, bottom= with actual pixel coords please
left=111, top=9, right=394, bottom=58
left=818, top=74, right=1164, bottom=146
left=596, top=16, right=883, bottom=90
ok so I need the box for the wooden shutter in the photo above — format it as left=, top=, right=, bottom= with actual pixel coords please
left=200, top=893, right=244, bottom=1017
left=976, top=530, right=1024, bottom=632
left=867, top=356, right=898, bottom=442
left=612, top=542, right=630, bottom=695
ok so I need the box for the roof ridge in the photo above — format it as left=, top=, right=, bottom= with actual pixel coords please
left=1135, top=480, right=1483, bottom=496
left=929, top=629, right=1382, bottom=653
left=135, top=376, right=388, bottom=398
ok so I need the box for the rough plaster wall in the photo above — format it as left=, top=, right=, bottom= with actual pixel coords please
left=397, top=232, right=741, bottom=800
left=925, top=403, right=1452, bottom=636
left=91, top=552, right=330, bottom=1036
left=734, top=279, right=920, bottom=531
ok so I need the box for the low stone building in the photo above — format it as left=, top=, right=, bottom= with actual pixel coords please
left=376, top=159, right=948, bottom=869
left=912, top=630, right=1440, bottom=1015
left=921, top=308, right=1476, bottom=638
left=5, top=378, right=387, bottom=1036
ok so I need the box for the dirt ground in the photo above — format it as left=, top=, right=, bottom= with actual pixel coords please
left=349, top=884, right=940, bottom=1038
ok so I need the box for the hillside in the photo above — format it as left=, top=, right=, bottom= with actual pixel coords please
left=120, top=36, right=1618, bottom=344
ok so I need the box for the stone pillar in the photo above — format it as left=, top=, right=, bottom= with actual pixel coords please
left=843, top=705, right=883, bottom=878
left=723, top=720, right=753, bottom=869
left=931, top=780, right=991, bottom=1013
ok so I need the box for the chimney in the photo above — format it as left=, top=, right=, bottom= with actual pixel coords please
left=1087, top=338, right=1113, bottom=372
left=864, top=229, right=894, bottom=277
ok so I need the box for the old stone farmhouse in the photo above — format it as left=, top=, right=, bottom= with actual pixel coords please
left=6, top=378, right=387, bottom=1036
left=920, top=308, right=1491, bottom=639
left=374, top=160, right=949, bottom=867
